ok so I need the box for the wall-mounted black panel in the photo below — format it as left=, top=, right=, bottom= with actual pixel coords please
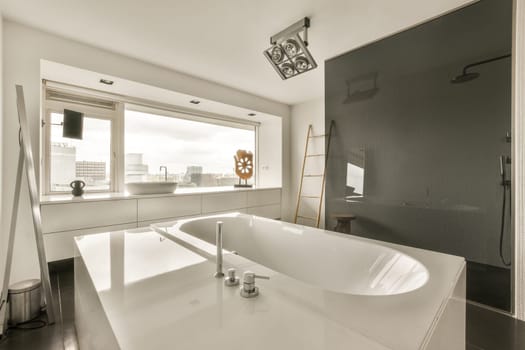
left=325, top=0, right=512, bottom=311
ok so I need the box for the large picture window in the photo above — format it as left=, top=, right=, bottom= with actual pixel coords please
left=124, top=108, right=256, bottom=188
left=42, top=85, right=259, bottom=195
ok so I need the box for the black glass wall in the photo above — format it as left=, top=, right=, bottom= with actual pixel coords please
left=325, top=0, right=512, bottom=311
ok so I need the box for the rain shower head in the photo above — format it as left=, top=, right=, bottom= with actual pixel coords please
left=450, top=54, right=511, bottom=84
left=451, top=72, right=480, bottom=84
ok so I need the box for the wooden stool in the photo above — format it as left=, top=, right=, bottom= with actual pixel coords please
left=332, top=214, right=356, bottom=234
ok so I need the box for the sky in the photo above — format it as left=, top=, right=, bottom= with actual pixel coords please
left=125, top=110, right=255, bottom=174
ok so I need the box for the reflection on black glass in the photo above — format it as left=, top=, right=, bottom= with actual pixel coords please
left=346, top=148, right=365, bottom=200
left=343, top=72, right=379, bottom=104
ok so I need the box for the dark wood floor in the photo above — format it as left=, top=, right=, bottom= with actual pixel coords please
left=0, top=263, right=78, bottom=350
left=466, top=261, right=511, bottom=312
left=0, top=260, right=524, bottom=350
left=467, top=303, right=525, bottom=350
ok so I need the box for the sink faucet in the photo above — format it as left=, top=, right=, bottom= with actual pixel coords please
left=214, top=221, right=224, bottom=278
left=159, top=166, right=168, bottom=181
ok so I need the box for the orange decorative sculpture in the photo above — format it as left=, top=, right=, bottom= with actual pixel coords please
left=234, top=150, right=253, bottom=187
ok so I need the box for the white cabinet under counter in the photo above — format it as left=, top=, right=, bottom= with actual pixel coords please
left=41, top=187, right=282, bottom=262
left=137, top=195, right=202, bottom=222
left=41, top=199, right=137, bottom=233
left=201, top=191, right=248, bottom=213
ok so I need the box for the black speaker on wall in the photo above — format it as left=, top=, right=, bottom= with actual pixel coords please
left=62, top=109, right=84, bottom=140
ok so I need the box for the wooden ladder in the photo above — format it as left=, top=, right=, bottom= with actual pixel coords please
left=294, top=120, right=334, bottom=228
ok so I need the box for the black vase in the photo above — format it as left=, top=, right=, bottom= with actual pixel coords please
left=70, top=180, right=86, bottom=196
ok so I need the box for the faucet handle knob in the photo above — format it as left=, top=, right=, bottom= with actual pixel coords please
left=242, top=271, right=270, bottom=284
left=240, top=271, right=270, bottom=298
left=255, top=274, right=270, bottom=280
left=224, top=268, right=240, bottom=286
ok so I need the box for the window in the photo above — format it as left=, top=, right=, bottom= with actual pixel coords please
left=43, top=91, right=117, bottom=194
left=124, top=108, right=256, bottom=188
left=42, top=84, right=260, bottom=195
left=48, top=112, right=112, bottom=192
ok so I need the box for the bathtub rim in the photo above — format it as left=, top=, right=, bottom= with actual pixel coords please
left=151, top=212, right=466, bottom=298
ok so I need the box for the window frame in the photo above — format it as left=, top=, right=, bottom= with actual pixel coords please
left=41, top=85, right=260, bottom=195
left=42, top=99, right=120, bottom=195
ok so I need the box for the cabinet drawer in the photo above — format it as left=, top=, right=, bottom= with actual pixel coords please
left=246, top=204, right=281, bottom=219
left=43, top=223, right=138, bottom=261
left=247, top=189, right=281, bottom=207
left=138, top=195, right=201, bottom=222
left=202, top=192, right=247, bottom=213
left=41, top=200, right=137, bottom=233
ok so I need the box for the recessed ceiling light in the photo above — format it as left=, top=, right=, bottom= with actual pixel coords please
left=99, top=78, right=114, bottom=85
left=248, top=113, right=256, bottom=117
left=190, top=100, right=201, bottom=105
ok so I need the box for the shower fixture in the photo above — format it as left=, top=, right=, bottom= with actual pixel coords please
left=451, top=54, right=511, bottom=84
left=264, top=17, right=317, bottom=80
left=499, top=154, right=512, bottom=266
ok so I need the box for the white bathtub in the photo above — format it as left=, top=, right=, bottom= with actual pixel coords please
left=75, top=213, right=465, bottom=350
left=153, top=213, right=428, bottom=296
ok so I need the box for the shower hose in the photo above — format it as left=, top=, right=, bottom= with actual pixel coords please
left=499, top=182, right=511, bottom=266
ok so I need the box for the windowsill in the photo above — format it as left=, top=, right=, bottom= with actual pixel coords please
left=40, top=186, right=281, bottom=205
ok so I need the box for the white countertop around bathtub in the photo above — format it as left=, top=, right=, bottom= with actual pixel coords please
left=74, top=216, right=465, bottom=350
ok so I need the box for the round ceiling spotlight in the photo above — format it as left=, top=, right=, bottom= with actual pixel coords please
left=270, top=46, right=284, bottom=64
left=280, top=63, right=295, bottom=78
left=294, top=57, right=309, bottom=72
left=263, top=17, right=318, bottom=80
left=283, top=39, right=300, bottom=57
left=248, top=113, right=256, bottom=117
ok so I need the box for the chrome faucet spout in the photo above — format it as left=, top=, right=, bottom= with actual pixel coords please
left=159, top=166, right=168, bottom=181
left=214, top=221, right=224, bottom=278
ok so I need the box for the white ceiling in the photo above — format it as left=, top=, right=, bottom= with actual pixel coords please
left=0, top=0, right=473, bottom=105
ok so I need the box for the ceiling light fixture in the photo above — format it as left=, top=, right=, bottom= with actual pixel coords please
left=248, top=113, right=256, bottom=117
left=264, top=17, right=317, bottom=80
left=190, top=99, right=201, bottom=104
left=99, top=78, right=114, bottom=85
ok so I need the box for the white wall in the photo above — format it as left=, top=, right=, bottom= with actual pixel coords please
left=0, top=20, right=289, bottom=297
left=287, top=98, right=325, bottom=227
left=0, top=11, right=4, bottom=329
left=281, top=113, right=291, bottom=223
left=0, top=14, right=3, bottom=241
left=257, top=115, right=282, bottom=188
left=513, top=0, right=525, bottom=321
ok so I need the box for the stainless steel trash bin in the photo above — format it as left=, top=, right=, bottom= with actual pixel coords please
left=8, top=279, right=42, bottom=325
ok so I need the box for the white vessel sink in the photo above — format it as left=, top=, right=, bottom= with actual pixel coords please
left=126, top=182, right=177, bottom=195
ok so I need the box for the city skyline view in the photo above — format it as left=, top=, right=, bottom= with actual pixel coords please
left=125, top=109, right=255, bottom=175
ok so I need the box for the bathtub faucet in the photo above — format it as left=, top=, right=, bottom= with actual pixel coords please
left=240, top=271, right=270, bottom=298
left=214, top=221, right=224, bottom=278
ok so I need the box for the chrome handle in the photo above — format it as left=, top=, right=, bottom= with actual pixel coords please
left=240, top=271, right=270, bottom=298
left=224, top=268, right=240, bottom=286
left=254, top=274, right=270, bottom=280
left=242, top=271, right=270, bottom=284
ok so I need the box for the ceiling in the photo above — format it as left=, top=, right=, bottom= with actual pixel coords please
left=0, top=0, right=473, bottom=105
